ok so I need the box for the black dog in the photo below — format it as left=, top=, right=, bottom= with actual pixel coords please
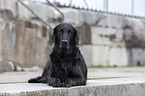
left=28, top=23, right=87, bottom=87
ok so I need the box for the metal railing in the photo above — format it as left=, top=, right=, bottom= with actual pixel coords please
left=23, top=0, right=145, bottom=18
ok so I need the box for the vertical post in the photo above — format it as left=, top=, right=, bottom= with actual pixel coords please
left=83, top=0, right=89, bottom=8
left=104, top=0, right=108, bottom=11
left=15, top=2, right=19, bottom=18
left=0, top=0, right=1, bottom=10
left=69, top=0, right=72, bottom=7
left=144, top=0, right=145, bottom=17
left=54, top=0, right=56, bottom=5
left=132, top=0, right=134, bottom=15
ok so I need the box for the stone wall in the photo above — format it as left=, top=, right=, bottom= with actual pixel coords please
left=61, top=9, right=145, bottom=66
left=0, top=9, right=51, bottom=72
left=0, top=9, right=15, bottom=71
left=0, top=0, right=145, bottom=71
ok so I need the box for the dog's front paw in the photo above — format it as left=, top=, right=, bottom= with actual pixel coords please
left=62, top=79, right=73, bottom=87
left=28, top=76, right=44, bottom=83
left=49, top=78, right=62, bottom=87
left=28, top=77, right=41, bottom=83
left=28, top=78, right=37, bottom=83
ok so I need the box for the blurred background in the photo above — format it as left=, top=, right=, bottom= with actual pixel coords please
left=0, top=0, right=145, bottom=72
left=28, top=0, right=145, bottom=17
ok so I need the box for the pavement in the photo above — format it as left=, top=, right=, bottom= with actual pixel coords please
left=0, top=67, right=145, bottom=96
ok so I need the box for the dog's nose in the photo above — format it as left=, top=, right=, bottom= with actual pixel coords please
left=62, top=40, right=68, bottom=45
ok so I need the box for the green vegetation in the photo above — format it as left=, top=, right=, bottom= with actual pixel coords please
left=88, top=65, right=104, bottom=68
left=88, top=76, right=127, bottom=80
left=21, top=69, right=25, bottom=72
left=2, top=70, right=7, bottom=72
left=88, top=65, right=118, bottom=68
left=88, top=64, right=145, bottom=68
left=14, top=65, right=25, bottom=72
left=137, top=60, right=143, bottom=66
left=113, top=65, right=118, bottom=67
left=88, top=65, right=105, bottom=68
left=14, top=65, right=18, bottom=72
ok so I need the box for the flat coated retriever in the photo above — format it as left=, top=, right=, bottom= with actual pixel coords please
left=28, top=23, right=87, bottom=87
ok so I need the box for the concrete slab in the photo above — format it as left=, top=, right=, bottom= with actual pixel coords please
left=0, top=81, right=145, bottom=96
left=0, top=71, right=42, bottom=84
left=1, top=67, right=145, bottom=96
left=1, top=67, right=145, bottom=83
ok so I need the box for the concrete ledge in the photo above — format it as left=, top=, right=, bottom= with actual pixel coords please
left=0, top=80, right=145, bottom=96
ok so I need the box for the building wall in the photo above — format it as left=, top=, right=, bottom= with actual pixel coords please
left=0, top=0, right=145, bottom=71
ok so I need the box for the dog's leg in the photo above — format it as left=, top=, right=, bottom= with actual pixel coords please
left=28, top=76, right=47, bottom=83
left=28, top=61, right=51, bottom=83
left=62, top=65, right=86, bottom=87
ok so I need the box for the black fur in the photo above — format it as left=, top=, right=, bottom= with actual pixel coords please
left=28, top=23, right=87, bottom=87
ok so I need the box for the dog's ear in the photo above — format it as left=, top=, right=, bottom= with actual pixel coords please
left=74, top=28, right=79, bottom=45
left=51, top=27, right=56, bottom=43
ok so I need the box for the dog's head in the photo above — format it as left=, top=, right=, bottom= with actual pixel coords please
left=52, top=23, right=79, bottom=49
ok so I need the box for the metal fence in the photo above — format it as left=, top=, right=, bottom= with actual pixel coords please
left=23, top=0, right=145, bottom=17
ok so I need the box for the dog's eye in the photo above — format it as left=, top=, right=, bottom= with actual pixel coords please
left=68, top=30, right=72, bottom=35
left=59, top=30, right=63, bottom=34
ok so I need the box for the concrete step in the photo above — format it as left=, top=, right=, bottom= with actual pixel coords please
left=0, top=80, right=145, bottom=96
left=1, top=67, right=145, bottom=84
left=1, top=67, right=145, bottom=96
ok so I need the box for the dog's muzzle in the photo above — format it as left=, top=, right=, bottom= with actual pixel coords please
left=62, top=40, right=68, bottom=45
left=60, top=39, right=69, bottom=49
